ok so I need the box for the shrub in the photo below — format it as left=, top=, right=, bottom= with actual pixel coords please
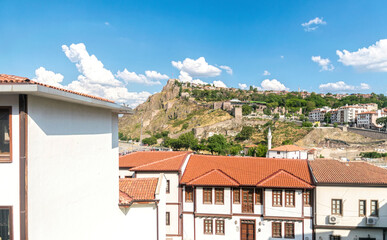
left=142, top=136, right=157, bottom=145
left=302, top=121, right=313, bottom=128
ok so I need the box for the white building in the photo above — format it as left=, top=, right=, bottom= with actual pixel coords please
left=180, top=155, right=314, bottom=240
left=356, top=110, right=387, bottom=129
left=309, top=160, right=387, bottom=240
left=0, top=74, right=133, bottom=240
left=119, top=175, right=167, bottom=240
left=267, top=145, right=308, bottom=159
left=119, top=151, right=191, bottom=240
left=309, top=107, right=331, bottom=122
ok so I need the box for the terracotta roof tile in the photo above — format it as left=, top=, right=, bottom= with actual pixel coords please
left=309, top=159, right=387, bottom=185
left=119, top=151, right=191, bottom=171
left=186, top=169, right=240, bottom=186
left=181, top=155, right=313, bottom=188
left=257, top=170, right=313, bottom=189
left=119, top=178, right=158, bottom=205
left=269, top=145, right=306, bottom=151
left=0, top=74, right=114, bottom=103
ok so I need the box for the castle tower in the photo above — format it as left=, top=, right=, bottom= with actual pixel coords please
left=267, top=127, right=272, bottom=150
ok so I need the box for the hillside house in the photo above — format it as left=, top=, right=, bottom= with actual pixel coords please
left=267, top=145, right=308, bottom=159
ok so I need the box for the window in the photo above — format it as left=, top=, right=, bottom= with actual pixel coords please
left=255, top=188, right=262, bottom=205
left=371, top=200, right=378, bottom=216
left=0, top=107, right=11, bottom=163
left=277, top=151, right=280, bottom=154
left=284, top=223, right=294, bottom=238
left=204, top=219, right=213, bottom=234
left=233, top=188, right=240, bottom=204
left=166, top=180, right=170, bottom=194
left=285, top=190, right=295, bottom=207
left=331, top=199, right=342, bottom=215
left=330, top=235, right=341, bottom=240
left=215, top=188, right=224, bottom=204
left=273, top=190, right=282, bottom=207
left=304, top=190, right=311, bottom=206
left=0, top=206, right=12, bottom=240
left=185, top=187, right=193, bottom=202
left=203, top=188, right=212, bottom=204
left=272, top=222, right=282, bottom=238
left=215, top=220, right=224, bottom=235
left=359, top=200, right=366, bottom=217
left=166, top=212, right=170, bottom=225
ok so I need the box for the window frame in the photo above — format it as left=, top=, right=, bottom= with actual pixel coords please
left=330, top=235, right=341, bottom=240
left=204, top=219, right=213, bottom=234
left=255, top=188, right=262, bottom=205
left=0, top=107, right=12, bottom=163
left=203, top=188, right=212, bottom=204
left=215, top=188, right=224, bottom=205
left=303, top=190, right=311, bottom=206
left=272, top=222, right=282, bottom=238
left=359, top=200, right=366, bottom=217
left=0, top=206, right=13, bottom=240
left=370, top=200, right=378, bottom=217
left=166, top=180, right=170, bottom=194
left=272, top=190, right=282, bottom=207
left=331, top=199, right=342, bottom=216
left=215, top=219, right=225, bottom=235
left=285, top=190, right=295, bottom=207
left=284, top=222, right=295, bottom=239
left=166, top=212, right=170, bottom=226
left=185, top=186, right=193, bottom=202
left=233, top=188, right=240, bottom=204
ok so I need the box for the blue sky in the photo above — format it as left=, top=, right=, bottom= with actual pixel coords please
left=1, top=0, right=387, bottom=106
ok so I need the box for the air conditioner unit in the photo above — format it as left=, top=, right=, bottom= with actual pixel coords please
left=366, top=217, right=378, bottom=225
left=328, top=215, right=339, bottom=224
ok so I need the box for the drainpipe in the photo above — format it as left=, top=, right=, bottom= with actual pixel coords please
left=156, top=201, right=159, bottom=240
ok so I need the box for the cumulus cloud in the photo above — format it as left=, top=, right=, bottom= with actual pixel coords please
left=219, top=65, right=233, bottom=75
left=115, top=69, right=165, bottom=86
left=33, top=67, right=64, bottom=87
left=263, top=70, right=271, bottom=76
left=213, top=80, right=227, bottom=88
left=172, top=57, right=221, bottom=78
left=301, top=17, right=326, bottom=31
left=319, top=81, right=370, bottom=92
left=238, top=83, right=248, bottom=90
left=257, top=79, right=289, bottom=91
left=336, top=39, right=387, bottom=72
left=311, top=56, right=334, bottom=71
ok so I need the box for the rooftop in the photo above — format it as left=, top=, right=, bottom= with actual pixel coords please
left=269, top=145, right=306, bottom=152
left=309, top=159, right=387, bottom=185
left=119, top=178, right=159, bottom=205
left=181, top=155, right=313, bottom=188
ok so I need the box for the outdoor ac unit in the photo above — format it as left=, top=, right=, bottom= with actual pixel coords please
left=328, top=215, right=339, bottom=224
left=366, top=217, right=378, bottom=225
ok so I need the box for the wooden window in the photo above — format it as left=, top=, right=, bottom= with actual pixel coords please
left=304, top=190, right=311, bottom=206
left=204, top=219, right=213, bottom=234
left=371, top=200, right=378, bottom=216
left=0, top=206, right=12, bottom=240
left=215, top=188, right=224, bottom=204
left=166, top=180, right=170, bottom=194
left=0, top=107, right=11, bottom=163
left=285, top=190, right=295, bottom=207
left=233, top=188, right=240, bottom=204
left=273, top=190, right=282, bottom=207
left=242, top=189, right=254, bottom=213
left=330, top=235, right=341, bottom=240
left=185, top=187, right=193, bottom=202
left=284, top=223, right=295, bottom=238
left=166, top=212, right=170, bottom=225
left=203, top=188, right=212, bottom=204
left=215, top=220, right=224, bottom=235
left=255, top=188, right=262, bottom=205
left=331, top=199, right=342, bottom=215
left=272, top=222, right=282, bottom=238
left=359, top=200, right=366, bottom=217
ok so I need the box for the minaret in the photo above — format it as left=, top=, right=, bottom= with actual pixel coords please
left=267, top=127, right=272, bottom=150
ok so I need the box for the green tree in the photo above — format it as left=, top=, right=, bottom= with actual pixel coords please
left=178, top=132, right=198, bottom=150
left=302, top=121, right=313, bottom=128
left=247, top=144, right=268, bottom=157
left=324, top=112, right=332, bottom=123
left=376, top=117, right=387, bottom=129
left=142, top=136, right=157, bottom=145
left=242, top=104, right=252, bottom=116
left=235, top=126, right=254, bottom=141
left=229, top=144, right=243, bottom=156
left=207, top=134, right=228, bottom=155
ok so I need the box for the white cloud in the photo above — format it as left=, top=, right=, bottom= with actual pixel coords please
left=105, top=22, right=110, bottom=26
left=280, top=56, right=284, bottom=59
left=33, top=67, right=64, bottom=87
left=219, top=65, right=233, bottom=75
left=311, top=56, right=334, bottom=71
left=301, top=17, right=326, bottom=31
left=336, top=39, right=387, bottom=72
left=172, top=57, right=221, bottom=78
left=263, top=70, right=271, bottom=76
left=145, top=70, right=169, bottom=80
left=257, top=79, right=289, bottom=91
left=238, top=83, right=248, bottom=90
left=319, top=81, right=370, bottom=92
left=115, top=69, right=164, bottom=86
left=213, top=80, right=227, bottom=88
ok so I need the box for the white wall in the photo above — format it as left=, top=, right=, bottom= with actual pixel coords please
left=27, top=96, right=125, bottom=240
left=268, top=151, right=308, bottom=159
left=265, top=189, right=303, bottom=218
left=0, top=94, right=20, bottom=240
left=120, top=204, right=158, bottom=240
left=195, top=187, right=231, bottom=215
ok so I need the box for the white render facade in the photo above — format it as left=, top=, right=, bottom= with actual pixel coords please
left=267, top=150, right=308, bottom=159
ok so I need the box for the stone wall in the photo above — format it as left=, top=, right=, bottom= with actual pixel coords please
left=346, top=127, right=387, bottom=140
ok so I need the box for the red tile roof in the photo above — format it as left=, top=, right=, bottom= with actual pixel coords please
left=119, top=178, right=159, bottom=205
left=181, top=155, right=313, bottom=188
left=269, top=145, right=306, bottom=151
left=0, top=74, right=114, bottom=103
left=119, top=151, right=191, bottom=172
left=309, top=159, right=387, bottom=185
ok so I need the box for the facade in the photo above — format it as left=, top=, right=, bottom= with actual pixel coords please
left=356, top=110, right=386, bottom=129
left=180, top=155, right=314, bottom=240
left=309, top=160, right=387, bottom=240
left=309, top=107, right=331, bottom=122
left=267, top=145, right=308, bottom=159
left=0, top=74, right=132, bottom=240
